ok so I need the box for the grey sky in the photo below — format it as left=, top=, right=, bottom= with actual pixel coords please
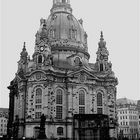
left=0, top=0, right=140, bottom=108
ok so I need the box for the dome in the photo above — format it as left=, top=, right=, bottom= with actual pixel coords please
left=46, top=13, right=87, bottom=45
left=37, top=0, right=88, bottom=54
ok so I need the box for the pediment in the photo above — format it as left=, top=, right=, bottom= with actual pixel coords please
left=68, top=68, right=99, bottom=83
left=28, top=70, right=47, bottom=82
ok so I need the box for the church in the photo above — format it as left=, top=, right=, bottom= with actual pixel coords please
left=7, top=0, right=118, bottom=139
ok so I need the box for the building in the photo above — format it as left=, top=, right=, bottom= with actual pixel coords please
left=117, top=98, right=139, bottom=140
left=0, top=108, right=8, bottom=137
left=7, top=0, right=118, bottom=139
left=137, top=100, right=140, bottom=139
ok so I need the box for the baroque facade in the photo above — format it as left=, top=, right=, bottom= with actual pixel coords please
left=8, top=0, right=118, bottom=139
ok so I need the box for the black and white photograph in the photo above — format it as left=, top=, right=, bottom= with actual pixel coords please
left=0, top=0, right=140, bottom=139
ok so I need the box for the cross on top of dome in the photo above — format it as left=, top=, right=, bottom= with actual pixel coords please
left=53, top=0, right=70, bottom=5
left=51, top=0, right=72, bottom=14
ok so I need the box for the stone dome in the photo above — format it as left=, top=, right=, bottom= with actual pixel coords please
left=37, top=0, right=88, bottom=54
left=46, top=13, right=86, bottom=45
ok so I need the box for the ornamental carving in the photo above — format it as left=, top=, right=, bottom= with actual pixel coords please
left=28, top=72, right=47, bottom=82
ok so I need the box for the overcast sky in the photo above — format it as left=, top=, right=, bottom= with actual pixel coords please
left=0, top=0, right=140, bottom=108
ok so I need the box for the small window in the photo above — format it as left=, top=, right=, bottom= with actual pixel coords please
left=35, top=112, right=42, bottom=119
left=74, top=57, right=81, bottom=66
left=100, top=63, right=103, bottom=71
left=79, top=106, right=85, bottom=114
left=97, top=108, right=103, bottom=114
left=38, top=55, right=43, bottom=63
left=57, top=127, right=63, bottom=136
left=50, top=29, right=55, bottom=38
left=69, top=28, right=77, bottom=40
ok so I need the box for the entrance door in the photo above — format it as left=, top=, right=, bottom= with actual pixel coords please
left=34, top=127, right=40, bottom=138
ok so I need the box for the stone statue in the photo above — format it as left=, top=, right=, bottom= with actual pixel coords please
left=38, top=114, right=47, bottom=139
left=40, top=114, right=46, bottom=129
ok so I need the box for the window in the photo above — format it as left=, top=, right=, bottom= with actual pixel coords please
left=100, top=63, right=103, bottom=71
left=56, top=89, right=63, bottom=119
left=69, top=28, right=77, bottom=40
left=50, top=29, right=55, bottom=38
left=79, top=107, right=85, bottom=114
left=62, top=0, right=66, bottom=3
left=35, top=88, right=42, bottom=119
left=38, top=55, right=43, bottom=63
left=79, top=90, right=85, bottom=105
left=57, top=127, right=63, bottom=136
left=56, top=89, right=63, bottom=104
left=36, top=99, right=42, bottom=103
left=79, top=90, right=85, bottom=114
left=97, top=92, right=102, bottom=106
left=56, top=106, right=63, bottom=119
left=35, top=88, right=42, bottom=104
left=74, top=57, right=80, bottom=66
left=97, top=108, right=103, bottom=114
left=35, top=105, right=42, bottom=109
left=35, top=112, right=42, bottom=119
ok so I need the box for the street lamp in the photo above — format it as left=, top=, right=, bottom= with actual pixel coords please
left=22, top=136, right=26, bottom=139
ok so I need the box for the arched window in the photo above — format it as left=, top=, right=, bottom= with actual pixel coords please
left=69, top=28, right=77, bottom=40
left=79, top=90, right=85, bottom=105
left=35, top=88, right=42, bottom=119
left=35, top=88, right=42, bottom=104
left=50, top=29, right=55, bottom=38
left=79, top=90, right=85, bottom=114
left=38, top=55, right=42, bottom=64
left=56, top=89, right=63, bottom=119
left=56, top=89, right=63, bottom=104
left=57, top=127, right=63, bottom=136
left=97, top=92, right=102, bottom=106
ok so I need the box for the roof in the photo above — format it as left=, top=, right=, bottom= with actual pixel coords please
left=116, top=98, right=137, bottom=105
